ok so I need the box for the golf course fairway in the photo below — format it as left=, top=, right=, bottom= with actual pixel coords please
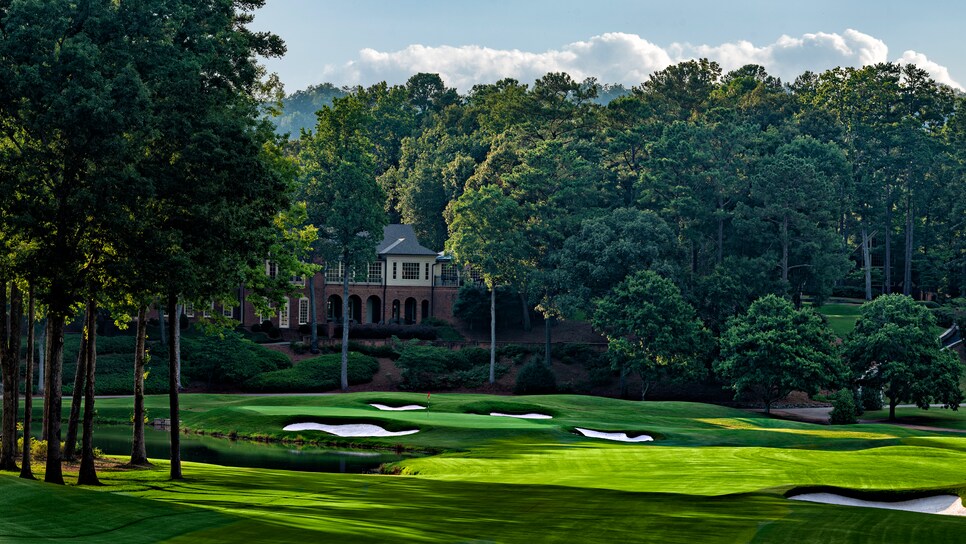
left=2, top=393, right=965, bottom=543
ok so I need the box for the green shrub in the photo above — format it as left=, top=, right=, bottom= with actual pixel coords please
left=551, top=343, right=601, bottom=365
left=179, top=332, right=291, bottom=388
left=829, top=389, right=858, bottom=425
left=859, top=386, right=883, bottom=411
left=290, top=341, right=309, bottom=355
left=514, top=360, right=557, bottom=395
left=244, top=353, right=378, bottom=392
left=348, top=341, right=400, bottom=359
left=460, top=347, right=489, bottom=368
left=498, top=344, right=537, bottom=364
left=335, top=323, right=437, bottom=340
left=394, top=342, right=504, bottom=390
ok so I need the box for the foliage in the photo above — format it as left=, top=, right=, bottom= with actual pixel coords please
left=593, top=270, right=711, bottom=400
left=844, top=294, right=964, bottom=419
left=451, top=285, right=526, bottom=330
left=334, top=323, right=437, bottom=341
left=394, top=343, right=496, bottom=390
left=514, top=361, right=557, bottom=395
left=178, top=332, right=291, bottom=389
left=715, top=295, right=845, bottom=413
left=244, top=353, right=378, bottom=393
left=828, top=389, right=858, bottom=425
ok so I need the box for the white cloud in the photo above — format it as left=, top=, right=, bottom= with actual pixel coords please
left=320, top=30, right=962, bottom=92
left=896, top=50, right=963, bottom=90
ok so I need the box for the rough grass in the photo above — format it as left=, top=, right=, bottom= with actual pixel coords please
left=7, top=393, right=966, bottom=542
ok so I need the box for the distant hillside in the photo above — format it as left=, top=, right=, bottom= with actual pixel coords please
left=271, top=83, right=348, bottom=137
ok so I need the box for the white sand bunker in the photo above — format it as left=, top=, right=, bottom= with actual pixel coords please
left=370, top=403, right=426, bottom=411
left=283, top=423, right=419, bottom=437
left=790, top=493, right=966, bottom=516
left=575, top=427, right=653, bottom=442
left=490, top=412, right=553, bottom=419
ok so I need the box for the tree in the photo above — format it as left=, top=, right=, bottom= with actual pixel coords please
left=715, top=294, right=845, bottom=414
left=844, top=294, right=963, bottom=420
left=300, top=94, right=387, bottom=391
left=114, top=0, right=290, bottom=481
left=446, top=185, right=529, bottom=383
left=592, top=270, right=710, bottom=400
left=738, top=137, right=852, bottom=304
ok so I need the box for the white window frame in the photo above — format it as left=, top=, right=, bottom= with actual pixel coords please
left=279, top=297, right=291, bottom=328
left=325, top=262, right=344, bottom=283
left=367, top=262, right=382, bottom=283
left=298, top=298, right=310, bottom=325
left=402, top=262, right=420, bottom=280
left=223, top=305, right=233, bottom=318
left=184, top=303, right=194, bottom=318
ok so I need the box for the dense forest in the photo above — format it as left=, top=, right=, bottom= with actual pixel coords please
left=278, top=63, right=966, bottom=336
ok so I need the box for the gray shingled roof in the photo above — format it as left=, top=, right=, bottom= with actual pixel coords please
left=376, top=224, right=438, bottom=256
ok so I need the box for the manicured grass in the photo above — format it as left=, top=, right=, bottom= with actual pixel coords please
left=811, top=302, right=862, bottom=338
left=5, top=458, right=966, bottom=543
left=863, top=406, right=966, bottom=430
left=7, top=393, right=966, bottom=542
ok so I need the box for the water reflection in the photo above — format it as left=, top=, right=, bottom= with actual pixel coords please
left=89, top=425, right=415, bottom=473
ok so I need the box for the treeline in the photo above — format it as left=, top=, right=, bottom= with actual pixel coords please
left=0, top=1, right=313, bottom=485
left=278, top=63, right=966, bottom=334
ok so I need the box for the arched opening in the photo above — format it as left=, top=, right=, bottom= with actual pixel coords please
left=326, top=294, right=342, bottom=322
left=348, top=295, right=362, bottom=323
left=404, top=297, right=417, bottom=324
left=421, top=299, right=430, bottom=321
left=366, top=295, right=382, bottom=324
left=391, top=299, right=401, bottom=324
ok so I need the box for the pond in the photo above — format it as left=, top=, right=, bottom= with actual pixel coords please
left=85, top=425, right=416, bottom=473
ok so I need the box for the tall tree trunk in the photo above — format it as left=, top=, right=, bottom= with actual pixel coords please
left=39, top=318, right=47, bottom=442
left=157, top=303, right=166, bottom=347
left=37, top=318, right=46, bottom=396
left=173, top=304, right=182, bottom=390
left=889, top=398, right=897, bottom=421
left=167, top=293, right=183, bottom=480
left=77, top=300, right=99, bottom=485
left=43, top=314, right=65, bottom=485
left=903, top=198, right=914, bottom=296
left=308, top=275, right=319, bottom=354
left=341, top=264, right=350, bottom=391
left=20, top=285, right=35, bottom=480
left=0, top=281, right=17, bottom=471
left=884, top=205, right=893, bottom=294
left=7, top=284, right=22, bottom=462
left=861, top=227, right=873, bottom=300
left=130, top=306, right=149, bottom=466
left=519, top=291, right=531, bottom=332
left=63, top=311, right=88, bottom=461
left=544, top=315, right=552, bottom=366
left=489, top=285, right=496, bottom=384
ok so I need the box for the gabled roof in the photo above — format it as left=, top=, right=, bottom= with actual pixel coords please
left=377, top=224, right=438, bottom=256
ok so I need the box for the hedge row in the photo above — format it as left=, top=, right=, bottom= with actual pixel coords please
left=244, top=353, right=379, bottom=393
left=394, top=343, right=491, bottom=390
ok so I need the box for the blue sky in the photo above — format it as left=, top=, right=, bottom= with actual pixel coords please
left=250, top=0, right=965, bottom=93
